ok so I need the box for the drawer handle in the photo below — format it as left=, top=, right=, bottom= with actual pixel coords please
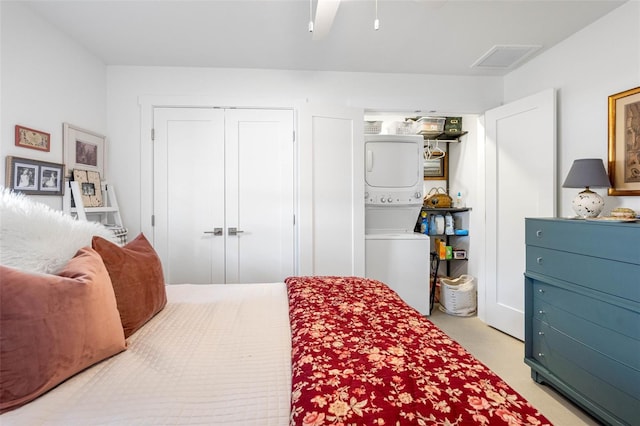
left=538, top=331, right=544, bottom=335
left=538, top=288, right=544, bottom=294
left=538, top=310, right=545, bottom=315
left=536, top=257, right=543, bottom=264
left=536, top=229, right=543, bottom=238
left=538, top=352, right=545, bottom=357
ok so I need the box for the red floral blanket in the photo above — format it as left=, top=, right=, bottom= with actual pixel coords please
left=286, top=276, right=552, bottom=426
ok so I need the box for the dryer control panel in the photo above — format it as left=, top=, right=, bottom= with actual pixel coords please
left=365, top=190, right=423, bottom=205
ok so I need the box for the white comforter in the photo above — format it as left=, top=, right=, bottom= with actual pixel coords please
left=2, top=283, right=292, bottom=425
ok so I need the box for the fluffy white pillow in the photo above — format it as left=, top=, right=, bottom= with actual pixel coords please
left=0, top=187, right=116, bottom=274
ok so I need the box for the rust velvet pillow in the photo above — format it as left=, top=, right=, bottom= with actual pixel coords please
left=0, top=247, right=127, bottom=413
left=92, top=233, right=167, bottom=338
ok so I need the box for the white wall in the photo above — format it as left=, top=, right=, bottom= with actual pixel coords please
left=504, top=0, right=640, bottom=216
left=107, top=67, right=502, bottom=236
left=0, top=2, right=107, bottom=210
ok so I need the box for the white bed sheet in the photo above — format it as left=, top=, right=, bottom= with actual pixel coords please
left=2, top=283, right=292, bottom=426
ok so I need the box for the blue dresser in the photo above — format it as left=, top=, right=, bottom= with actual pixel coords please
left=524, top=218, right=640, bottom=426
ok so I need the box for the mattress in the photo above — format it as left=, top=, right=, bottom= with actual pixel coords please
left=1, top=283, right=292, bottom=426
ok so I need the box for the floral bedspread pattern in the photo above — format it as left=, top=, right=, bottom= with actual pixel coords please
left=285, top=276, right=552, bottom=426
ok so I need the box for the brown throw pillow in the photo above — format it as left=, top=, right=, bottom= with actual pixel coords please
left=0, top=247, right=127, bottom=413
left=92, top=233, right=167, bottom=338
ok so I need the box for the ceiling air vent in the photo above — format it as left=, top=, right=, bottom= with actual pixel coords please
left=471, top=45, right=541, bottom=69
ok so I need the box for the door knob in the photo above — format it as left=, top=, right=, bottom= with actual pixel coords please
left=204, top=228, right=223, bottom=236
left=228, top=227, right=245, bottom=236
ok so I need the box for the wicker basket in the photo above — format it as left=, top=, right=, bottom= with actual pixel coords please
left=424, top=187, right=452, bottom=208
left=364, top=121, right=382, bottom=134
left=439, top=275, right=476, bottom=316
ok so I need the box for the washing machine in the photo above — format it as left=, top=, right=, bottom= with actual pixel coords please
left=364, top=134, right=431, bottom=315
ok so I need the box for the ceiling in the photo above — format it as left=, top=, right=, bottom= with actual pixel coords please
left=20, top=0, right=627, bottom=76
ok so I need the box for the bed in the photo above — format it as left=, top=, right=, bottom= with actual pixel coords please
left=0, top=189, right=551, bottom=425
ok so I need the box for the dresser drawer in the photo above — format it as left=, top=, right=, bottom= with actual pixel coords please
left=532, top=281, right=640, bottom=341
left=532, top=288, right=640, bottom=370
left=529, top=320, right=640, bottom=425
left=527, top=246, right=640, bottom=303
left=526, top=218, right=640, bottom=264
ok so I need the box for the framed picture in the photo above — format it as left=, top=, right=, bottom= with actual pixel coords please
left=608, top=86, right=640, bottom=196
left=5, top=156, right=65, bottom=196
left=72, top=169, right=104, bottom=207
left=63, top=123, right=106, bottom=179
left=423, top=150, right=448, bottom=181
left=15, top=125, right=51, bottom=152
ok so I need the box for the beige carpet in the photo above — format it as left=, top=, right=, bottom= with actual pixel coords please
left=428, top=305, right=601, bottom=426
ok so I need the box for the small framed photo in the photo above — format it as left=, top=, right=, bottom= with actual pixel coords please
left=15, top=125, right=51, bottom=152
left=5, top=156, right=65, bottom=196
left=608, top=86, right=640, bottom=196
left=63, top=123, right=106, bottom=179
left=73, top=169, right=104, bottom=207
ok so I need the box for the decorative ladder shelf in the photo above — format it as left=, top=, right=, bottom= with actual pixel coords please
left=63, top=181, right=128, bottom=244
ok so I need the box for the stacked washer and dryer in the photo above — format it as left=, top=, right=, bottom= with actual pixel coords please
left=364, top=134, right=431, bottom=315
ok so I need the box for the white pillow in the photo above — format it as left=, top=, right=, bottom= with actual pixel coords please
left=0, top=187, right=116, bottom=274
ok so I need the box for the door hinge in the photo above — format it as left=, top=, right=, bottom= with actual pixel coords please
left=151, top=128, right=155, bottom=141
left=293, top=130, right=296, bottom=143
left=151, top=215, right=155, bottom=227
left=293, top=214, right=296, bottom=225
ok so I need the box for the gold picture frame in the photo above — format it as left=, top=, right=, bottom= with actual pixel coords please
left=607, top=86, right=640, bottom=196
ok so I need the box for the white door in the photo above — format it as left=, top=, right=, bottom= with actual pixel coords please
left=298, top=104, right=365, bottom=276
left=483, top=89, right=556, bottom=340
left=224, top=109, right=295, bottom=283
left=154, top=107, right=294, bottom=284
left=154, top=108, right=226, bottom=284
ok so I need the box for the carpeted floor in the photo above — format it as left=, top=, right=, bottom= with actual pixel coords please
left=428, top=305, right=601, bottom=426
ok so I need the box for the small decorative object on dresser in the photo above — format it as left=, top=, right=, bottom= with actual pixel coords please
left=524, top=218, right=640, bottom=426
left=562, top=158, right=611, bottom=218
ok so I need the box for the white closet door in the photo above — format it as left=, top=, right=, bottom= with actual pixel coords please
left=298, top=104, right=365, bottom=277
left=224, top=109, right=295, bottom=283
left=154, top=107, right=295, bottom=285
left=153, top=108, right=226, bottom=284
left=483, top=89, right=556, bottom=339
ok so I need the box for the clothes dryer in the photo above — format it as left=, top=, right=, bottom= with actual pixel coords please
left=364, top=134, right=430, bottom=314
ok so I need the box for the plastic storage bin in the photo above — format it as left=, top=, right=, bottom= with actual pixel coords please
left=439, top=275, right=476, bottom=316
left=417, top=117, right=445, bottom=134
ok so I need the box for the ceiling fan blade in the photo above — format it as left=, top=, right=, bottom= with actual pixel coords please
left=312, top=0, right=341, bottom=40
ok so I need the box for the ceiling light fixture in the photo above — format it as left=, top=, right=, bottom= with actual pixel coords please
left=374, top=0, right=380, bottom=30
left=308, top=0, right=314, bottom=32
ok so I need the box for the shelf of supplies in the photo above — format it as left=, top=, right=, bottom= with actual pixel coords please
left=420, top=131, right=468, bottom=142
left=422, top=207, right=471, bottom=213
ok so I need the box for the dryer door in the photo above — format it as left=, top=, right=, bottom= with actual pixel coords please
left=365, top=139, right=421, bottom=188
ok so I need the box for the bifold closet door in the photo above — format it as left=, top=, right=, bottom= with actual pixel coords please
left=153, top=108, right=226, bottom=284
left=153, top=107, right=295, bottom=284
left=224, top=109, right=295, bottom=284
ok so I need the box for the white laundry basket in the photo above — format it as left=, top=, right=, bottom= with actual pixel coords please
left=439, top=275, right=476, bottom=317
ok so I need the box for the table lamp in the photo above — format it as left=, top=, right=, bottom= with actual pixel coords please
left=562, top=158, right=611, bottom=218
